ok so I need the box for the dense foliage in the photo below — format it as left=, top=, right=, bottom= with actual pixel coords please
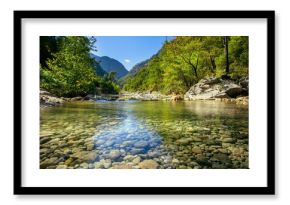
left=40, top=36, right=120, bottom=97
left=123, top=36, right=248, bottom=94
left=40, top=36, right=59, bottom=68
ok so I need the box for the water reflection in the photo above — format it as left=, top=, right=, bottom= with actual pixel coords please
left=40, top=101, right=248, bottom=169
left=93, top=112, right=164, bottom=160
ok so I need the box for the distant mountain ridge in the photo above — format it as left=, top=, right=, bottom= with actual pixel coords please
left=127, top=58, right=150, bottom=76
left=94, top=62, right=107, bottom=76
left=126, top=53, right=159, bottom=77
left=92, top=54, right=128, bottom=79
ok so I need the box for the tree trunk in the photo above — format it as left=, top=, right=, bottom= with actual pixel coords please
left=209, top=55, right=216, bottom=72
left=194, top=58, right=199, bottom=78
left=188, top=60, right=198, bottom=79
left=224, top=36, right=229, bottom=75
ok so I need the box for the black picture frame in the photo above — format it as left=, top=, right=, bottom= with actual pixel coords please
left=14, top=10, right=275, bottom=195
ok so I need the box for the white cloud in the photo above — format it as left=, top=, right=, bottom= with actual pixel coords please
left=124, top=59, right=131, bottom=63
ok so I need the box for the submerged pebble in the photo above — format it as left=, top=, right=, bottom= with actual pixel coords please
left=40, top=101, right=248, bottom=169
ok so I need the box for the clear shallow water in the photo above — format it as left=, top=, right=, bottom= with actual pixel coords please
left=40, top=101, right=248, bottom=169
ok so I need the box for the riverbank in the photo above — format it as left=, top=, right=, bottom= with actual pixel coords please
left=118, top=77, right=248, bottom=105
left=40, top=90, right=119, bottom=108
left=40, top=90, right=65, bottom=108
left=118, top=91, right=183, bottom=101
left=118, top=91, right=248, bottom=105
left=40, top=77, right=249, bottom=107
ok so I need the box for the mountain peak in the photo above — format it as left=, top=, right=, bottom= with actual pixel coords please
left=92, top=54, right=128, bottom=79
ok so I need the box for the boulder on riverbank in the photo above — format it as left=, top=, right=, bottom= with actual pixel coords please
left=40, top=90, right=65, bottom=108
left=184, top=77, right=248, bottom=104
left=40, top=90, right=121, bottom=108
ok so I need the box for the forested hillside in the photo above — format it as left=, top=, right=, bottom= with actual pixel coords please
left=123, top=36, right=248, bottom=94
left=39, top=36, right=248, bottom=98
left=92, top=55, right=128, bottom=79
left=40, top=36, right=120, bottom=97
left=127, top=56, right=153, bottom=76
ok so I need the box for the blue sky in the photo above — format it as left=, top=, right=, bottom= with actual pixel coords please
left=92, top=36, right=174, bottom=71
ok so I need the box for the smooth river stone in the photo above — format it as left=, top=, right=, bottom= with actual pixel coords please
left=40, top=148, right=49, bottom=154
left=40, top=137, right=51, bottom=144
left=86, top=144, right=94, bottom=151
left=56, top=165, right=67, bottom=169
left=64, top=158, right=74, bottom=166
left=221, top=138, right=236, bottom=143
left=80, top=163, right=89, bottom=169
left=123, top=155, right=135, bottom=161
left=132, top=156, right=141, bottom=164
left=112, top=162, right=133, bottom=169
left=218, top=148, right=229, bottom=154
left=103, top=159, right=112, bottom=168
left=63, top=148, right=72, bottom=155
left=122, top=141, right=134, bottom=146
left=172, top=158, right=179, bottom=164
left=40, top=132, right=54, bottom=138
left=40, top=157, right=59, bottom=169
left=191, top=137, right=202, bottom=142
left=147, top=151, right=161, bottom=158
left=211, top=153, right=231, bottom=163
left=104, top=140, right=115, bottom=147
left=191, top=147, right=202, bottom=154
left=95, top=140, right=106, bottom=145
left=130, top=148, right=143, bottom=155
left=237, top=131, right=248, bottom=139
left=230, top=147, right=245, bottom=157
left=107, top=150, right=121, bottom=160
left=134, top=141, right=149, bottom=148
left=71, top=151, right=97, bottom=162
left=176, top=138, right=192, bottom=145
left=138, top=160, right=159, bottom=169
left=94, top=161, right=104, bottom=169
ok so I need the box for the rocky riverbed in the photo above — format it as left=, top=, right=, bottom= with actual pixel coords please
left=40, top=77, right=249, bottom=169
left=40, top=101, right=248, bottom=169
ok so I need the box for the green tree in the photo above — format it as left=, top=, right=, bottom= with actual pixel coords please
left=123, top=36, right=248, bottom=94
left=99, top=72, right=120, bottom=94
left=40, top=36, right=99, bottom=97
left=40, top=36, right=59, bottom=68
left=228, top=36, right=249, bottom=79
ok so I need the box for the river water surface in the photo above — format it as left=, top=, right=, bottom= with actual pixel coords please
left=40, top=101, right=248, bottom=169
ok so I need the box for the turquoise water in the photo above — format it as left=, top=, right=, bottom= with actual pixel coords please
left=40, top=101, right=248, bottom=169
